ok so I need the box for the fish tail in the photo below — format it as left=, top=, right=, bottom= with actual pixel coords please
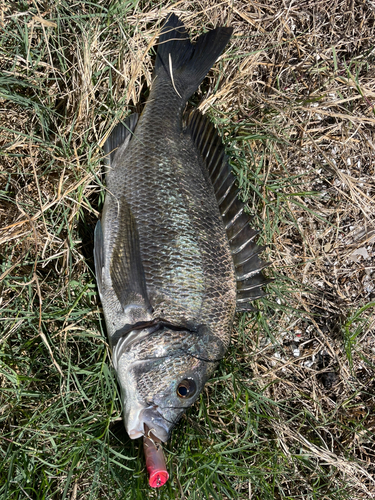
left=155, top=14, right=232, bottom=101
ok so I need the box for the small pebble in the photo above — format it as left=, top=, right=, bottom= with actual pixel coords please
left=292, top=347, right=300, bottom=357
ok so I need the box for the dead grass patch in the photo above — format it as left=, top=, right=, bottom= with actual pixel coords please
left=1, top=0, right=374, bottom=498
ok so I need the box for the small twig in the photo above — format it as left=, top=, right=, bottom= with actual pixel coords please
left=168, top=53, right=182, bottom=98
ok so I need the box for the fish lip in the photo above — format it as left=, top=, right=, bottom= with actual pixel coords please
left=126, top=406, right=171, bottom=442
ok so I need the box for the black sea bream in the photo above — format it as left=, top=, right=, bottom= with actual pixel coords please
left=94, top=14, right=268, bottom=443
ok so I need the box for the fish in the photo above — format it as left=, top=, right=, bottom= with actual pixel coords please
left=93, top=13, right=269, bottom=444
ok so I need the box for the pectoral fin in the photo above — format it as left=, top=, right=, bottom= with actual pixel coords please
left=110, top=198, right=151, bottom=312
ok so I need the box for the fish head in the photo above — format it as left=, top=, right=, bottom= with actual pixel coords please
left=114, top=324, right=225, bottom=442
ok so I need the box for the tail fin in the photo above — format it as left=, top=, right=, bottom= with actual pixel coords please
left=155, top=14, right=232, bottom=101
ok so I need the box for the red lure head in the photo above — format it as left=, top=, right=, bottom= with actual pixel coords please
left=143, top=426, right=169, bottom=488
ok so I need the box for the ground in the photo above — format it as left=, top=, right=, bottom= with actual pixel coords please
left=0, top=1, right=374, bottom=499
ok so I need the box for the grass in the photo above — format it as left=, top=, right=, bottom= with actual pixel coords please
left=1, top=0, right=375, bottom=499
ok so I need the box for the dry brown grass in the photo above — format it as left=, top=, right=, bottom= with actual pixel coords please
left=1, top=0, right=374, bottom=498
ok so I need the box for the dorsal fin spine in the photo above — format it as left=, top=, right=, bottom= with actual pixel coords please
left=211, top=158, right=226, bottom=186
left=198, top=120, right=211, bottom=150
left=208, top=147, right=223, bottom=177
left=231, top=232, right=259, bottom=256
left=225, top=206, right=243, bottom=230
left=217, top=177, right=236, bottom=206
left=221, top=189, right=240, bottom=216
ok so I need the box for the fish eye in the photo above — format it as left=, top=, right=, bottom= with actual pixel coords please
left=176, top=378, right=196, bottom=399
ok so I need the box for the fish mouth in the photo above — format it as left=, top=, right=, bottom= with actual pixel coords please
left=126, top=404, right=171, bottom=442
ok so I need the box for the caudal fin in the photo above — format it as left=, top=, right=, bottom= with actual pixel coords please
left=155, top=14, right=232, bottom=101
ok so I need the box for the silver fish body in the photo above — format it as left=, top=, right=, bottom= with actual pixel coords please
left=94, top=14, right=268, bottom=442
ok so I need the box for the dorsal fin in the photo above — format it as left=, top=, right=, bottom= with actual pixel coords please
left=103, top=113, right=138, bottom=165
left=185, top=109, right=270, bottom=311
